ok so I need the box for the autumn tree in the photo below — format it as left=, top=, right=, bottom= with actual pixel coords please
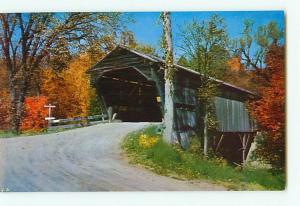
left=0, top=61, right=10, bottom=130
left=231, top=20, right=284, bottom=70
left=223, top=56, right=257, bottom=91
left=41, top=54, right=100, bottom=119
left=0, top=13, right=124, bottom=132
left=248, top=45, right=285, bottom=169
left=0, top=89, right=10, bottom=130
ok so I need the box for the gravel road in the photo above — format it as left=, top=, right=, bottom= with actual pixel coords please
left=0, top=123, right=225, bottom=191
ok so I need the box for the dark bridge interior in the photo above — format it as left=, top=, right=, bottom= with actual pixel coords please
left=97, top=67, right=162, bottom=122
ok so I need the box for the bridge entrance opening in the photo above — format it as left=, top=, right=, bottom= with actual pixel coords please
left=97, top=67, right=163, bottom=122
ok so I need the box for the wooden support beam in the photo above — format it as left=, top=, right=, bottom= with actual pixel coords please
left=245, top=134, right=250, bottom=150
left=101, top=76, right=154, bottom=87
left=128, top=84, right=140, bottom=96
left=238, top=133, right=251, bottom=166
left=215, top=134, right=224, bottom=152
left=151, top=67, right=165, bottom=113
left=242, top=134, right=246, bottom=165
left=213, top=136, right=216, bottom=149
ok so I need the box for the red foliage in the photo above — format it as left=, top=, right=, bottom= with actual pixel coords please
left=248, top=45, right=285, bottom=168
left=20, top=96, right=48, bottom=132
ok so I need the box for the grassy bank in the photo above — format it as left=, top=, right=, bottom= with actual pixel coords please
left=0, top=127, right=73, bottom=138
left=122, top=125, right=285, bottom=190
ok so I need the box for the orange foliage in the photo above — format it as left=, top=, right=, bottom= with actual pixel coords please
left=227, top=56, right=242, bottom=72
left=0, top=89, right=11, bottom=130
left=0, top=64, right=11, bottom=130
left=41, top=54, right=95, bottom=118
left=224, top=56, right=255, bottom=91
left=248, top=45, right=285, bottom=168
left=20, top=96, right=48, bottom=132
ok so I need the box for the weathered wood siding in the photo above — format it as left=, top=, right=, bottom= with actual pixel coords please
left=214, top=96, right=255, bottom=132
left=172, top=73, right=200, bottom=148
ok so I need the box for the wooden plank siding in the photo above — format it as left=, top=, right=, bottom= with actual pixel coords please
left=172, top=76, right=199, bottom=148
left=214, top=96, right=256, bottom=132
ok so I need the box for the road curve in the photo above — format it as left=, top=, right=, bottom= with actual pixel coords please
left=0, top=123, right=225, bottom=191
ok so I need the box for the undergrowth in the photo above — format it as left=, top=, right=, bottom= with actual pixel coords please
left=122, top=125, right=285, bottom=190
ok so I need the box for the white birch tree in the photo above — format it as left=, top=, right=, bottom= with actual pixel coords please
left=161, top=12, right=175, bottom=144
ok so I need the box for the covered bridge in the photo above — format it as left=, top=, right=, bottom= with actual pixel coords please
left=87, top=45, right=257, bottom=164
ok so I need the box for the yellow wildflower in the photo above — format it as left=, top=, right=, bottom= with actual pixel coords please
left=139, top=134, right=159, bottom=148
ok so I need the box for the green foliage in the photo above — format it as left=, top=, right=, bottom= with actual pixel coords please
left=198, top=77, right=219, bottom=104
left=177, top=56, right=189, bottom=67
left=0, top=127, right=73, bottom=138
left=161, top=12, right=175, bottom=81
left=197, top=77, right=219, bottom=133
left=135, top=44, right=157, bottom=56
left=0, top=130, right=17, bottom=138
left=178, top=14, right=227, bottom=138
left=88, top=94, right=104, bottom=116
left=123, top=125, right=285, bottom=190
left=120, top=30, right=157, bottom=55
left=179, top=14, right=229, bottom=79
left=231, top=20, right=284, bottom=70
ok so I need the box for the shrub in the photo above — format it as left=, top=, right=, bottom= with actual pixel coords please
left=20, top=96, right=48, bottom=132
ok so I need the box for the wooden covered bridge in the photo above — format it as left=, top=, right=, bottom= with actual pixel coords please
left=87, top=45, right=257, bottom=164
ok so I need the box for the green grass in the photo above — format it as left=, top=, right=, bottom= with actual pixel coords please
left=122, top=125, right=286, bottom=190
left=0, top=127, right=74, bottom=138
left=0, top=130, right=17, bottom=138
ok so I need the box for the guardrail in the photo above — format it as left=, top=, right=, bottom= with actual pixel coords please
left=49, top=114, right=108, bottom=130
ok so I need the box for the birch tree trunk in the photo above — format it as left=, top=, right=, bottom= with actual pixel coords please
left=161, top=12, right=175, bottom=144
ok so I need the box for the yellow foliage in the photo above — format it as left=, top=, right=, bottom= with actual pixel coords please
left=138, top=134, right=159, bottom=148
left=41, top=53, right=95, bottom=118
left=61, top=54, right=93, bottom=117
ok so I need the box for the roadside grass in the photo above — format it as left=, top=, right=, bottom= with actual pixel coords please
left=0, top=130, right=17, bottom=138
left=0, top=127, right=76, bottom=138
left=122, top=125, right=285, bottom=191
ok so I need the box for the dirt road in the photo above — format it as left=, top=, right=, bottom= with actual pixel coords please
left=0, top=123, right=225, bottom=191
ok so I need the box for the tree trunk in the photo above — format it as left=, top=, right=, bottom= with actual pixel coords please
left=161, top=12, right=175, bottom=144
left=164, top=78, right=175, bottom=144
left=10, top=98, right=24, bottom=133
left=203, top=107, right=208, bottom=156
left=7, top=65, right=28, bottom=133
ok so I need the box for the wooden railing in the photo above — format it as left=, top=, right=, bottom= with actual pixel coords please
left=49, top=114, right=108, bottom=129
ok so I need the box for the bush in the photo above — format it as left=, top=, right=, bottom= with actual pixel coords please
left=20, top=96, right=48, bottom=132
